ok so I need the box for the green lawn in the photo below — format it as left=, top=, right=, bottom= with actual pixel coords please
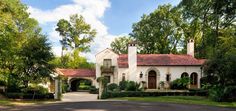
left=115, top=96, right=236, bottom=108
left=0, top=99, right=56, bottom=106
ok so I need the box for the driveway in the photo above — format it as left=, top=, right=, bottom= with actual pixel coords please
left=1, top=92, right=235, bottom=111
left=61, top=92, right=98, bottom=102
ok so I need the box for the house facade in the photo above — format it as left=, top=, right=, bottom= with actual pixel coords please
left=95, top=39, right=205, bottom=89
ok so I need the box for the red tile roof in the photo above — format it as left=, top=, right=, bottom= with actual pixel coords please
left=56, top=68, right=95, bottom=77
left=118, top=54, right=205, bottom=68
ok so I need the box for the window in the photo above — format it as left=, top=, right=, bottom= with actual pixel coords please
left=103, top=59, right=111, bottom=67
left=122, top=73, right=125, bottom=81
left=104, top=76, right=111, bottom=83
left=166, top=74, right=171, bottom=82
left=181, top=72, right=189, bottom=78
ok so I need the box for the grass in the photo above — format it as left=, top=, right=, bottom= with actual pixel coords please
left=115, top=96, right=236, bottom=108
left=0, top=99, right=57, bottom=106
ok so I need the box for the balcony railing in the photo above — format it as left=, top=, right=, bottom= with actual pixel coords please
left=100, top=65, right=115, bottom=73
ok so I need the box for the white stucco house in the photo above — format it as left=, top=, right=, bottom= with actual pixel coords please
left=95, top=39, right=205, bottom=89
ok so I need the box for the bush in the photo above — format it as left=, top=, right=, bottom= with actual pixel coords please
left=0, top=80, right=6, bottom=86
left=126, top=81, right=140, bottom=91
left=99, top=91, right=206, bottom=99
left=189, top=89, right=208, bottom=96
left=101, top=90, right=110, bottom=99
left=209, top=85, right=226, bottom=102
left=119, top=80, right=128, bottom=90
left=62, top=82, right=69, bottom=93
left=89, top=86, right=98, bottom=94
left=170, top=77, right=190, bottom=90
left=209, top=85, right=236, bottom=102
left=22, top=86, right=48, bottom=94
left=5, top=93, right=54, bottom=99
left=107, top=83, right=119, bottom=91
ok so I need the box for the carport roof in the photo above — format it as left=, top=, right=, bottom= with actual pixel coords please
left=56, top=68, right=95, bottom=77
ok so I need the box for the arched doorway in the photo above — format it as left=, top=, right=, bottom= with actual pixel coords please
left=70, top=78, right=92, bottom=91
left=148, top=70, right=157, bottom=89
left=190, top=72, right=198, bottom=88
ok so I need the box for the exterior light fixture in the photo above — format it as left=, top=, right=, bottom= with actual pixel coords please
left=140, top=72, right=143, bottom=78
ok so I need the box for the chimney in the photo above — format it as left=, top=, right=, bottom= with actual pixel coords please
left=187, top=39, right=194, bottom=57
left=128, top=41, right=137, bottom=81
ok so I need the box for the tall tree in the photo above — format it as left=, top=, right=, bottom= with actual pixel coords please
left=110, top=36, right=133, bottom=54
left=178, top=0, right=236, bottom=58
left=131, top=4, right=185, bottom=54
left=56, top=14, right=96, bottom=67
left=0, top=0, right=43, bottom=88
left=19, top=36, right=54, bottom=87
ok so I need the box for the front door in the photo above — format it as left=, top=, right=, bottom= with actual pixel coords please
left=148, top=71, right=157, bottom=89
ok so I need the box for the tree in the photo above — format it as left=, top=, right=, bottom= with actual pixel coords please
left=50, top=56, right=95, bottom=69
left=0, top=0, right=44, bottom=89
left=203, top=28, right=236, bottom=86
left=56, top=14, right=96, bottom=67
left=178, top=0, right=236, bottom=58
left=19, top=36, right=54, bottom=87
left=131, top=4, right=185, bottom=54
left=110, top=36, right=133, bottom=54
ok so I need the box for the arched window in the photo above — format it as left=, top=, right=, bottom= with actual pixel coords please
left=181, top=72, right=189, bottom=78
left=190, top=73, right=198, bottom=85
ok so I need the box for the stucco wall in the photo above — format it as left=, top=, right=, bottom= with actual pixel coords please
left=117, top=66, right=202, bottom=88
left=95, top=49, right=119, bottom=87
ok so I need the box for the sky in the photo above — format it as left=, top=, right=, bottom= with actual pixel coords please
left=21, top=0, right=181, bottom=62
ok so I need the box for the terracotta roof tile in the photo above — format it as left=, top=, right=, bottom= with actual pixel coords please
left=57, top=68, right=95, bottom=77
left=118, top=54, right=205, bottom=68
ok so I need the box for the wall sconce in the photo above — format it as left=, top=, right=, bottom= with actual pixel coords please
left=140, top=72, right=143, bottom=78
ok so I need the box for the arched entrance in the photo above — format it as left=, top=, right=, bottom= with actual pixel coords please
left=190, top=72, right=198, bottom=88
left=70, top=78, right=92, bottom=91
left=148, top=70, right=157, bottom=89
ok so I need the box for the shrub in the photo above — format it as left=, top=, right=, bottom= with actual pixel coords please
left=209, top=85, right=226, bottom=102
left=22, top=86, right=48, bottom=94
left=0, top=80, right=6, bottom=86
left=99, top=91, right=206, bottom=99
left=126, top=81, right=140, bottom=91
left=209, top=85, right=236, bottom=102
left=107, top=83, right=119, bottom=91
left=62, top=81, right=69, bottom=93
left=119, top=80, right=128, bottom=90
left=101, top=90, right=110, bottom=99
left=5, top=93, right=54, bottom=99
left=89, top=86, right=98, bottom=94
left=170, top=77, right=190, bottom=90
left=189, top=89, right=208, bottom=96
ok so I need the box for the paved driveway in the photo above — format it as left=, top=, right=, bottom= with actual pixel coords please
left=61, top=92, right=98, bottom=102
left=1, top=92, right=236, bottom=111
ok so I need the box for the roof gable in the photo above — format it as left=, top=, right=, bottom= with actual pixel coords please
left=95, top=48, right=118, bottom=57
left=56, top=68, right=95, bottom=77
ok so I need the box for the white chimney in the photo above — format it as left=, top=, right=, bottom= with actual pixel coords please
left=187, top=39, right=194, bottom=57
left=128, top=41, right=137, bottom=81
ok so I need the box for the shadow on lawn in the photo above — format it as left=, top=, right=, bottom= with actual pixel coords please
left=1, top=101, right=236, bottom=111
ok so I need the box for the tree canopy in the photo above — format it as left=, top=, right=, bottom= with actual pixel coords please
left=0, top=0, right=54, bottom=90
left=131, top=4, right=185, bottom=54
left=110, top=36, right=133, bottom=54
left=56, top=14, right=96, bottom=68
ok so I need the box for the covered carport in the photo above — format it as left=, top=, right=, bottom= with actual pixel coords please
left=56, top=68, right=96, bottom=92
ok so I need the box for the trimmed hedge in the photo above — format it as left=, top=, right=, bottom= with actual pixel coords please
left=89, top=86, right=99, bottom=94
left=5, top=93, right=54, bottom=99
left=101, top=90, right=208, bottom=99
